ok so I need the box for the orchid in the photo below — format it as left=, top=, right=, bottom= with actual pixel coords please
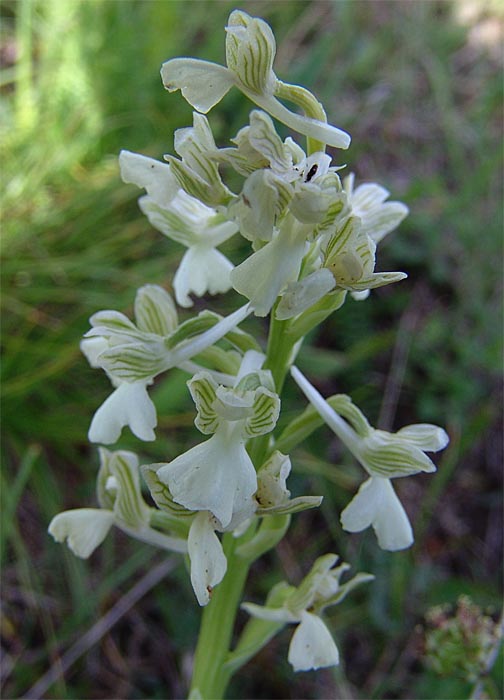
left=81, top=284, right=251, bottom=444
left=291, top=365, right=449, bottom=550
left=48, top=9, right=451, bottom=697
left=230, top=212, right=311, bottom=316
left=322, top=215, right=407, bottom=293
left=119, top=149, right=178, bottom=208
left=154, top=353, right=280, bottom=528
left=138, top=191, right=237, bottom=307
left=167, top=112, right=234, bottom=207
left=222, top=110, right=341, bottom=241
left=49, top=448, right=186, bottom=558
left=242, top=554, right=373, bottom=671
left=344, top=173, right=409, bottom=245
left=161, top=10, right=351, bottom=151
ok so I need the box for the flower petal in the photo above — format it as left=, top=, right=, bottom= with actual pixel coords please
left=340, top=477, right=381, bottom=533
left=288, top=611, right=339, bottom=671
left=362, top=431, right=438, bottom=478
left=119, top=150, right=178, bottom=207
left=363, top=202, right=409, bottom=244
left=350, top=182, right=390, bottom=211
left=188, top=512, right=227, bottom=606
left=138, top=194, right=200, bottom=247
left=256, top=451, right=291, bottom=508
left=230, top=219, right=308, bottom=316
left=244, top=387, right=281, bottom=438
left=157, top=428, right=257, bottom=528
left=225, top=11, right=277, bottom=94
left=371, top=478, right=414, bottom=551
left=48, top=509, right=114, bottom=558
left=80, top=336, right=109, bottom=368
left=341, top=477, right=414, bottom=551
left=396, top=423, right=450, bottom=452
left=188, top=371, right=220, bottom=435
left=108, top=450, right=151, bottom=529
left=134, top=284, right=178, bottom=336
left=160, top=58, right=234, bottom=113
left=88, top=381, right=156, bottom=444
left=229, top=169, right=283, bottom=242
left=173, top=247, right=234, bottom=308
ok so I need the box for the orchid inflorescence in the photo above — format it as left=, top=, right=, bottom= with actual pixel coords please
left=49, top=10, right=448, bottom=694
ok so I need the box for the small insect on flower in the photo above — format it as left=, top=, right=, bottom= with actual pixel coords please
left=305, top=163, right=318, bottom=182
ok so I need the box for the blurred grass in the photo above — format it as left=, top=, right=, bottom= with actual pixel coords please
left=1, top=0, right=502, bottom=698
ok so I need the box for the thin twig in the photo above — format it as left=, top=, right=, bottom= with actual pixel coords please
left=24, top=557, right=178, bottom=700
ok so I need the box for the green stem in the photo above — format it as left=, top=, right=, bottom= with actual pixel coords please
left=249, top=312, right=297, bottom=469
left=190, top=308, right=302, bottom=698
left=189, top=531, right=253, bottom=699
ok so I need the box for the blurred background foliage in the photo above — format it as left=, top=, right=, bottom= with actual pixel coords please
left=1, top=0, right=502, bottom=698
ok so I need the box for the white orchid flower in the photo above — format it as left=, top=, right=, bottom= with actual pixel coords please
left=49, top=449, right=187, bottom=558
left=275, top=171, right=406, bottom=319
left=167, top=113, right=234, bottom=207
left=161, top=10, right=350, bottom=150
left=82, top=284, right=252, bottom=444
left=223, top=111, right=342, bottom=242
left=155, top=354, right=280, bottom=528
left=275, top=268, right=337, bottom=320
left=291, top=366, right=449, bottom=550
left=338, top=173, right=409, bottom=301
left=323, top=216, right=407, bottom=294
left=230, top=213, right=311, bottom=316
left=255, top=451, right=322, bottom=516
left=339, top=476, right=415, bottom=551
left=243, top=553, right=372, bottom=671
left=344, top=173, right=409, bottom=245
left=138, top=190, right=237, bottom=307
left=119, top=149, right=179, bottom=208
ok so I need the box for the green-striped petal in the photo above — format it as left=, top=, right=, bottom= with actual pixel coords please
left=188, top=372, right=220, bottom=435
left=98, top=341, right=167, bottom=381
left=225, top=10, right=276, bottom=95
left=244, top=387, right=280, bottom=438
left=134, top=285, right=178, bottom=336
left=108, top=450, right=151, bottom=529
